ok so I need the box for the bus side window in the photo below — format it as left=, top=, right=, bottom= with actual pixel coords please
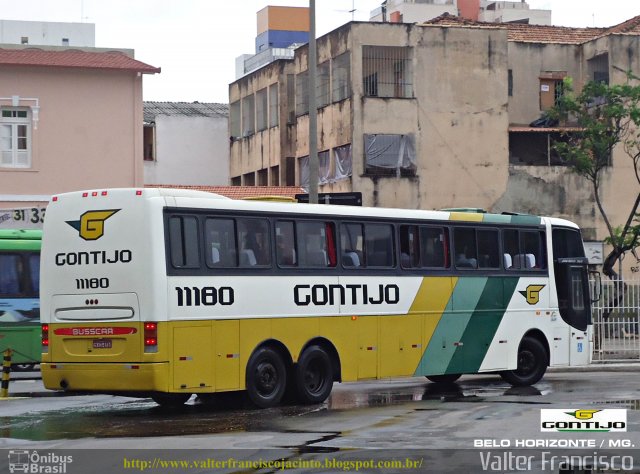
left=365, top=223, right=394, bottom=267
left=205, top=218, right=237, bottom=267
left=502, top=229, right=519, bottom=269
left=477, top=229, right=499, bottom=269
left=521, top=230, right=546, bottom=270
left=0, top=254, right=21, bottom=295
left=169, top=216, right=200, bottom=269
left=421, top=226, right=449, bottom=268
left=453, top=227, right=478, bottom=269
left=237, top=218, right=271, bottom=267
left=28, top=254, right=40, bottom=296
left=399, top=225, right=420, bottom=268
left=275, top=220, right=296, bottom=266
left=341, top=223, right=364, bottom=268
left=297, top=221, right=335, bottom=268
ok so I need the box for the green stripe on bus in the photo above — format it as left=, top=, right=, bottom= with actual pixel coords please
left=446, top=277, right=520, bottom=374
left=481, top=214, right=513, bottom=224
left=416, top=277, right=486, bottom=376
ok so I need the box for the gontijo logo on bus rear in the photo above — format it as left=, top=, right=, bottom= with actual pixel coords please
left=66, top=209, right=120, bottom=241
left=53, top=327, right=137, bottom=336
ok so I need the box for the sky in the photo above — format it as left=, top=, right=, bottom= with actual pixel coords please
left=1, top=0, right=639, bottom=103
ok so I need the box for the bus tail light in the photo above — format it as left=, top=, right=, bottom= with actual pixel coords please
left=144, top=322, right=158, bottom=353
left=42, top=324, right=49, bottom=352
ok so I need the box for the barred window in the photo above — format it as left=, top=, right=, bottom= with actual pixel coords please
left=332, top=52, right=351, bottom=102
left=318, top=61, right=330, bottom=107
left=269, top=83, right=279, bottom=128
left=362, top=46, right=413, bottom=98
left=296, top=70, right=309, bottom=116
left=256, top=88, right=268, bottom=132
left=242, top=95, right=255, bottom=137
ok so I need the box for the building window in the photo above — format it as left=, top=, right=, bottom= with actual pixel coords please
left=230, top=101, right=241, bottom=139
left=362, top=46, right=413, bottom=98
left=332, top=52, right=351, bottom=102
left=296, top=70, right=309, bottom=116
left=256, top=88, right=268, bottom=132
left=364, top=134, right=416, bottom=177
left=317, top=61, right=330, bottom=107
left=243, top=171, right=256, bottom=186
left=62, top=38, right=70, bottom=46
left=539, top=72, right=566, bottom=111
left=287, top=74, right=296, bottom=124
left=298, top=155, right=309, bottom=188
left=509, top=130, right=582, bottom=166
left=508, top=69, right=513, bottom=97
left=270, top=165, right=279, bottom=185
left=334, top=143, right=352, bottom=180
left=318, top=150, right=331, bottom=184
left=257, top=168, right=268, bottom=185
left=588, top=54, right=609, bottom=85
left=21, top=37, right=28, bottom=45
left=242, top=95, right=255, bottom=137
left=143, top=125, right=155, bottom=161
left=269, top=83, right=279, bottom=128
left=1, top=108, right=31, bottom=168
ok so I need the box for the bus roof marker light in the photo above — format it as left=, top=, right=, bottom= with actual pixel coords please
left=92, top=192, right=98, bottom=197
left=136, top=190, right=143, bottom=196
left=101, top=191, right=108, bottom=196
left=52, top=196, right=58, bottom=202
left=82, top=193, right=88, bottom=198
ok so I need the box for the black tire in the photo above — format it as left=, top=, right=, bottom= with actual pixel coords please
left=246, top=347, right=287, bottom=408
left=500, top=336, right=548, bottom=386
left=295, top=345, right=334, bottom=404
left=150, top=392, right=191, bottom=407
left=426, top=374, right=461, bottom=384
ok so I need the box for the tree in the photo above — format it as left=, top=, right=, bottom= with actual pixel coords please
left=551, top=73, right=640, bottom=279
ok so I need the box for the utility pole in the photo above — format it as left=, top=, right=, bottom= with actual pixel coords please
left=308, top=0, right=318, bottom=204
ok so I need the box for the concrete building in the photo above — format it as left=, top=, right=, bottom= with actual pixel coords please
left=228, top=14, right=640, bottom=273
left=0, top=19, right=95, bottom=47
left=0, top=45, right=159, bottom=211
left=143, top=101, right=230, bottom=186
left=370, top=0, right=550, bottom=25
left=235, top=6, right=309, bottom=79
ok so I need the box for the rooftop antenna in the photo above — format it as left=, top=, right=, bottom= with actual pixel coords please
left=335, top=0, right=357, bottom=21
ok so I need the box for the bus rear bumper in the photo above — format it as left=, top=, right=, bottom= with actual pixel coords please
left=41, top=362, right=169, bottom=393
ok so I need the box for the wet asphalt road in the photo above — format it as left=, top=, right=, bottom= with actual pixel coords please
left=0, top=370, right=639, bottom=450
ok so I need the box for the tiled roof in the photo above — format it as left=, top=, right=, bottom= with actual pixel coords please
left=147, top=185, right=304, bottom=200
left=424, top=12, right=640, bottom=45
left=144, top=102, right=229, bottom=123
left=0, top=48, right=160, bottom=73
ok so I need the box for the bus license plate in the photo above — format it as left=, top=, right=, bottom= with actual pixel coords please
left=93, top=339, right=112, bottom=349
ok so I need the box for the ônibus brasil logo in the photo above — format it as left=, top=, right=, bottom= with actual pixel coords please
left=66, top=209, right=119, bottom=241
left=541, top=409, right=627, bottom=432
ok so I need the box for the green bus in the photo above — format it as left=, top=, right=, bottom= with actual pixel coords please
left=0, top=229, right=41, bottom=370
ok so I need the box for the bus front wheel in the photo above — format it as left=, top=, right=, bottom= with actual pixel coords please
left=500, top=336, right=548, bottom=387
left=246, top=347, right=287, bottom=408
left=295, top=345, right=333, bottom=404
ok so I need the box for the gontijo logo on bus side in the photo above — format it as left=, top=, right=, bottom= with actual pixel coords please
left=519, top=284, right=546, bottom=305
left=66, top=209, right=120, bottom=241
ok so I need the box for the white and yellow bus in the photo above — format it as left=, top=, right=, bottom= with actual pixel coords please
left=40, top=188, right=594, bottom=407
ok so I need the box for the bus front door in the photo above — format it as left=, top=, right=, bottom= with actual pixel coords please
left=554, top=258, right=591, bottom=366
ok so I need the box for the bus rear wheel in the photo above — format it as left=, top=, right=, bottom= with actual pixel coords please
left=150, top=392, right=191, bottom=407
left=246, top=347, right=287, bottom=408
left=295, top=345, right=333, bottom=404
left=500, top=336, right=548, bottom=386
left=426, top=374, right=461, bottom=384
